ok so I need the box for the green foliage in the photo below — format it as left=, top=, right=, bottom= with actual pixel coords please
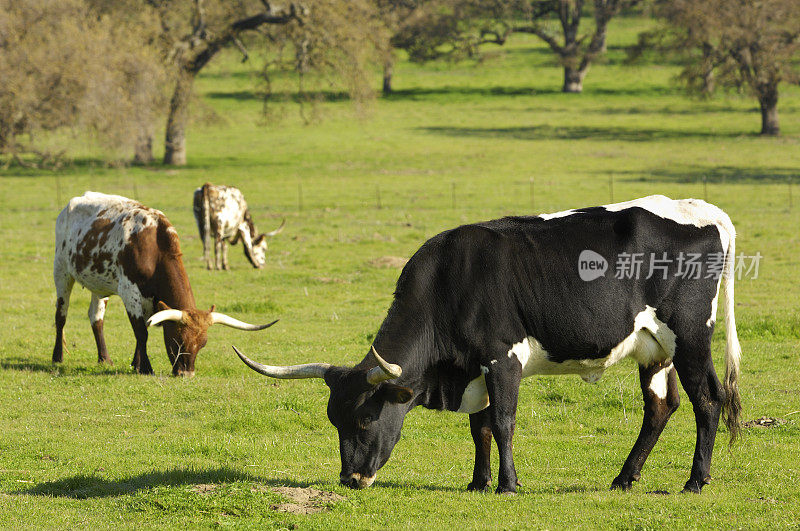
left=0, top=0, right=165, bottom=165
left=1, top=22, right=800, bottom=528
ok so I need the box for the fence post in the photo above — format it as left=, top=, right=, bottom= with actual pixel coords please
left=529, top=177, right=535, bottom=211
left=609, top=174, right=614, bottom=203
left=298, top=182, right=303, bottom=212
left=55, top=173, right=62, bottom=207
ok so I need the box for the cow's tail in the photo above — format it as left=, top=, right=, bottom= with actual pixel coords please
left=719, top=213, right=742, bottom=445
left=201, top=183, right=213, bottom=268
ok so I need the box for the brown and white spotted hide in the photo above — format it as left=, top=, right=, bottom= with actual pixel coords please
left=54, top=192, right=217, bottom=376
left=193, top=183, right=283, bottom=270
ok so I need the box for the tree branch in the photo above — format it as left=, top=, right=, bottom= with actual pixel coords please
left=514, top=25, right=565, bottom=55
left=232, top=36, right=249, bottom=63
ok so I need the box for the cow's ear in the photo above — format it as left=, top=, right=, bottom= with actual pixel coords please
left=254, top=234, right=266, bottom=245
left=157, top=301, right=172, bottom=312
left=208, top=304, right=216, bottom=312
left=380, top=384, right=414, bottom=404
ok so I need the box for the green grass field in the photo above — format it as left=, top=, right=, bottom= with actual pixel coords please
left=2, top=19, right=800, bottom=528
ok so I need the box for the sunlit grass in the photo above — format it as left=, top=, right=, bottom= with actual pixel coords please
left=1, top=20, right=799, bottom=529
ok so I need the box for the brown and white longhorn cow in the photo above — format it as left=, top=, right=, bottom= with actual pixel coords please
left=53, top=192, right=275, bottom=376
left=193, top=183, right=285, bottom=270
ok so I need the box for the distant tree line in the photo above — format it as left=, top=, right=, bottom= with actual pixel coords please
left=1, top=0, right=798, bottom=167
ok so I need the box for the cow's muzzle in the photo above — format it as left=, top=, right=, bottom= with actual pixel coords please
left=340, top=473, right=376, bottom=489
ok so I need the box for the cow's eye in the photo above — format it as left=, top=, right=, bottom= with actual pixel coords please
left=357, top=416, right=372, bottom=430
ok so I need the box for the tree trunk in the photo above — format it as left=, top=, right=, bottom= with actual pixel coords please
left=759, top=89, right=779, bottom=136
left=562, top=66, right=586, bottom=93
left=382, top=59, right=394, bottom=95
left=133, top=131, right=154, bottom=165
left=164, top=70, right=195, bottom=166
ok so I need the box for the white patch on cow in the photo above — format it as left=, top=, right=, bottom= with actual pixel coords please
left=55, top=191, right=167, bottom=317
left=88, top=295, right=108, bottom=323
left=538, top=196, right=734, bottom=262
left=538, top=208, right=579, bottom=220
left=508, top=338, right=533, bottom=368
left=648, top=364, right=673, bottom=400
left=456, top=306, right=677, bottom=414
left=456, top=373, right=491, bottom=414
left=489, top=359, right=498, bottom=365
left=707, top=289, right=720, bottom=328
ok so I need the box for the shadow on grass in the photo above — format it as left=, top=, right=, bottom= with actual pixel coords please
left=19, top=468, right=319, bottom=499
left=0, top=358, right=130, bottom=377
left=0, top=157, right=121, bottom=178
left=205, top=84, right=683, bottom=103
left=206, top=90, right=351, bottom=102
left=21, top=469, right=504, bottom=498
left=615, top=165, right=800, bottom=183
left=421, top=124, right=748, bottom=142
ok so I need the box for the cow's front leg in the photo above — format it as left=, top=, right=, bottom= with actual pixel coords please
left=126, top=312, right=153, bottom=374
left=467, top=408, right=493, bottom=491
left=119, top=281, right=154, bottom=375
left=483, top=356, right=522, bottom=494
left=221, top=240, right=230, bottom=270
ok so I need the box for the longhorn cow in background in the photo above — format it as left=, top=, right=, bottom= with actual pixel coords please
left=53, top=192, right=275, bottom=376
left=234, top=195, right=742, bottom=494
left=193, top=183, right=285, bottom=270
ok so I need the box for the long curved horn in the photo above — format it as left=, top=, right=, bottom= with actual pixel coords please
left=211, top=313, right=278, bottom=331
left=147, top=309, right=184, bottom=327
left=232, top=345, right=330, bottom=379
left=366, top=346, right=402, bottom=385
left=265, top=218, right=286, bottom=237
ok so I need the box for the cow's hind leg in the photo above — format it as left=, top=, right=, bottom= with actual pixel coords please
left=89, top=294, right=111, bottom=364
left=467, top=408, right=493, bottom=491
left=612, top=361, right=680, bottom=490
left=214, top=236, right=223, bottom=271
left=673, top=336, right=724, bottom=494
left=483, top=354, right=522, bottom=494
left=52, top=266, right=75, bottom=363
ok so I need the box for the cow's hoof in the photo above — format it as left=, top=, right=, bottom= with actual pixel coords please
left=611, top=478, right=633, bottom=491
left=682, top=475, right=710, bottom=494
left=495, top=486, right=517, bottom=495
left=467, top=480, right=491, bottom=492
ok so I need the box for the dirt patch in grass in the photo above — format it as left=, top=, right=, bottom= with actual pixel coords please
left=369, top=256, right=408, bottom=269
left=743, top=416, right=788, bottom=428
left=314, top=276, right=350, bottom=284
left=267, top=486, right=346, bottom=515
left=192, top=484, right=218, bottom=494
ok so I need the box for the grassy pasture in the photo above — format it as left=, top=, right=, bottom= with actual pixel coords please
left=2, top=19, right=800, bottom=528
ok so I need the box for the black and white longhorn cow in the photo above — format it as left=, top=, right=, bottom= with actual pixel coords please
left=233, top=195, right=742, bottom=494
left=193, top=183, right=285, bottom=270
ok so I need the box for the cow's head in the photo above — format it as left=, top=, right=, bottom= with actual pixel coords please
left=250, top=234, right=268, bottom=268
left=147, top=302, right=276, bottom=376
left=232, top=345, right=414, bottom=488
left=246, top=219, right=285, bottom=269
